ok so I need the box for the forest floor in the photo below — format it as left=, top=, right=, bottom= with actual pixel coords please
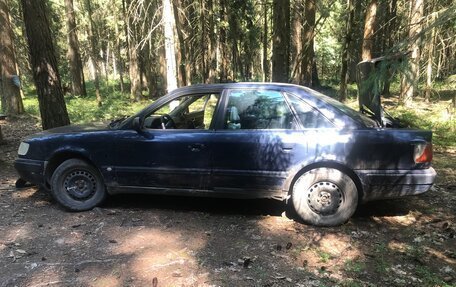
left=0, top=112, right=455, bottom=287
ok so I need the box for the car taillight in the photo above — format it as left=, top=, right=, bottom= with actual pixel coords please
left=414, top=143, right=433, bottom=163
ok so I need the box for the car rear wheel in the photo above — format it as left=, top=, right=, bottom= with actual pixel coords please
left=291, top=168, right=358, bottom=226
left=50, top=159, right=107, bottom=211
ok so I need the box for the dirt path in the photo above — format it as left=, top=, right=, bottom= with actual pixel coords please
left=0, top=117, right=455, bottom=287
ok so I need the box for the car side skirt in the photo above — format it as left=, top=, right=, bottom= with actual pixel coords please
left=107, top=185, right=286, bottom=201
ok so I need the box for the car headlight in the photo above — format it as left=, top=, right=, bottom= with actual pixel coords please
left=18, top=142, right=30, bottom=156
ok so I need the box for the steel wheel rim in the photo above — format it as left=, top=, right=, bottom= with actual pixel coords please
left=63, top=169, right=97, bottom=200
left=307, top=181, right=343, bottom=215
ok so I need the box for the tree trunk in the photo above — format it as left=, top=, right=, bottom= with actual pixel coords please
left=425, top=5, right=435, bottom=102
left=124, top=0, right=141, bottom=101
left=272, top=0, right=290, bottom=83
left=113, top=2, right=125, bottom=93
left=339, top=0, right=355, bottom=102
left=85, top=0, right=102, bottom=106
left=64, top=0, right=86, bottom=97
left=0, top=125, right=4, bottom=144
left=0, top=0, right=24, bottom=115
left=262, top=0, right=270, bottom=82
left=173, top=0, right=188, bottom=86
left=362, top=0, right=377, bottom=61
left=400, top=0, right=424, bottom=105
left=21, top=0, right=70, bottom=130
left=381, top=0, right=397, bottom=96
left=208, top=0, right=217, bottom=83
left=290, top=0, right=302, bottom=84
left=162, top=0, right=178, bottom=92
left=300, top=0, right=316, bottom=87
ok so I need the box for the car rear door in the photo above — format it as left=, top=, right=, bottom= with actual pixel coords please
left=210, top=88, right=305, bottom=196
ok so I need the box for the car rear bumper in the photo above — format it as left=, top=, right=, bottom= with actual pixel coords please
left=355, top=167, right=436, bottom=202
left=14, top=158, right=46, bottom=186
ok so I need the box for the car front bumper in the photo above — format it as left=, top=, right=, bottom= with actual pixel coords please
left=14, top=158, right=46, bottom=186
left=355, top=167, right=437, bottom=202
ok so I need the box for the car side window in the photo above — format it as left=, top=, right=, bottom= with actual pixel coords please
left=224, top=89, right=296, bottom=130
left=144, top=93, right=220, bottom=130
left=286, top=93, right=334, bottom=128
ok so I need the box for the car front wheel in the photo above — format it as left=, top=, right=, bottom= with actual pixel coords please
left=291, top=168, right=358, bottom=226
left=50, top=159, right=107, bottom=211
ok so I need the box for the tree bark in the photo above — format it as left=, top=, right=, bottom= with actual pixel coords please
left=381, top=0, right=397, bottom=96
left=272, top=0, right=290, bottom=83
left=425, top=4, right=435, bottom=102
left=162, top=0, right=178, bottom=92
left=262, top=0, right=270, bottom=82
left=0, top=125, right=4, bottom=144
left=339, top=0, right=355, bottom=102
left=21, top=0, right=70, bottom=130
left=85, top=0, right=102, bottom=106
left=362, top=0, right=377, bottom=61
left=113, top=1, right=125, bottom=93
left=64, top=0, right=86, bottom=97
left=173, top=0, right=188, bottom=86
left=124, top=0, right=141, bottom=101
left=290, top=0, right=302, bottom=84
left=300, top=0, right=316, bottom=87
left=0, top=0, right=24, bottom=115
left=400, top=0, right=424, bottom=105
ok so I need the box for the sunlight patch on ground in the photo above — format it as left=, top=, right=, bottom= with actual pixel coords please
left=23, top=268, right=66, bottom=287
left=388, top=240, right=408, bottom=253
left=0, top=225, right=31, bottom=245
left=372, top=211, right=419, bottom=226
left=108, top=227, right=208, bottom=285
left=425, top=247, right=456, bottom=265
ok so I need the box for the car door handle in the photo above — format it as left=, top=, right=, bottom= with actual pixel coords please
left=282, top=143, right=295, bottom=151
left=188, top=143, right=205, bottom=152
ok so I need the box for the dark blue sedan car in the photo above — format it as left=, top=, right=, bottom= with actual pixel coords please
left=14, top=83, right=436, bottom=226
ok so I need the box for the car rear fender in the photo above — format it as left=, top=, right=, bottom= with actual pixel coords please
left=284, top=160, right=364, bottom=203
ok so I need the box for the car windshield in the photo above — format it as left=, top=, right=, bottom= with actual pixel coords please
left=301, top=87, right=379, bottom=128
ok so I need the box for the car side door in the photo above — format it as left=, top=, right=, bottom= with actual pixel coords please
left=210, top=88, right=305, bottom=196
left=113, top=93, right=220, bottom=190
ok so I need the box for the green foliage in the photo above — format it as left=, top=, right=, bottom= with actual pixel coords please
left=23, top=80, right=148, bottom=124
left=415, top=266, right=453, bottom=287
left=343, top=259, right=365, bottom=273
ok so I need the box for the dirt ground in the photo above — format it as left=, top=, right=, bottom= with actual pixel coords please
left=0, top=116, right=455, bottom=287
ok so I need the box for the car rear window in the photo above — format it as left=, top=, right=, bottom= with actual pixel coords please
left=300, top=87, right=379, bottom=128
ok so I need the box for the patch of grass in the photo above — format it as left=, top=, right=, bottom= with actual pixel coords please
left=373, top=243, right=390, bottom=273
left=344, top=259, right=365, bottom=273
left=388, top=104, right=456, bottom=149
left=316, top=249, right=332, bottom=263
left=22, top=79, right=150, bottom=124
left=415, top=265, right=451, bottom=287
left=405, top=244, right=425, bottom=259
left=339, top=279, right=364, bottom=287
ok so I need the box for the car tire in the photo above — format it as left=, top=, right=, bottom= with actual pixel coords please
left=291, top=167, right=358, bottom=226
left=50, top=159, right=107, bottom=211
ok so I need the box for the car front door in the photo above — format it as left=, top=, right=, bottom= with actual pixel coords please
left=114, top=93, right=220, bottom=190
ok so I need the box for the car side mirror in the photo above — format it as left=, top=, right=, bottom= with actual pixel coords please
left=132, top=117, right=142, bottom=131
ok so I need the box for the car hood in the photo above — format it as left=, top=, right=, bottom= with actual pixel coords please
left=27, top=123, right=110, bottom=138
